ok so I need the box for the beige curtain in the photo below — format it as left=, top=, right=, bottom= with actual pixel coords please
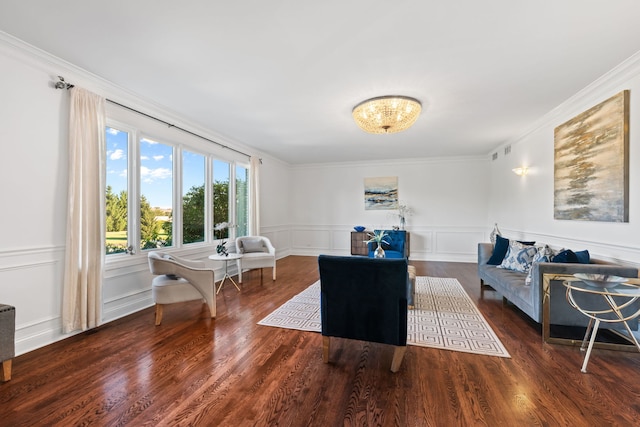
left=62, top=88, right=106, bottom=333
left=250, top=157, right=261, bottom=236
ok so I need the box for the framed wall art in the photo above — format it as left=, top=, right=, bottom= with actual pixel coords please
left=554, top=90, right=629, bottom=222
left=364, top=176, right=398, bottom=210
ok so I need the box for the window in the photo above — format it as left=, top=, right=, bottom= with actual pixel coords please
left=235, top=165, right=249, bottom=237
left=140, top=137, right=173, bottom=249
left=105, top=110, right=250, bottom=257
left=182, top=150, right=206, bottom=244
left=105, top=126, right=130, bottom=254
left=213, top=160, right=230, bottom=239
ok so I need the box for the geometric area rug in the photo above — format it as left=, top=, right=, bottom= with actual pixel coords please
left=258, top=276, right=510, bottom=358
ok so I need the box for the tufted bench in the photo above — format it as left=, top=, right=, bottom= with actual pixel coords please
left=0, top=304, right=15, bottom=381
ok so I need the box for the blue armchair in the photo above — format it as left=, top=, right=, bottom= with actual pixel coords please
left=318, top=255, right=409, bottom=372
left=368, top=230, right=409, bottom=259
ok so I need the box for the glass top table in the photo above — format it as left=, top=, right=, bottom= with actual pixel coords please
left=562, top=277, right=640, bottom=373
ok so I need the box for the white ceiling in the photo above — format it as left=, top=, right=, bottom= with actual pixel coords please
left=2, top=1, right=640, bottom=164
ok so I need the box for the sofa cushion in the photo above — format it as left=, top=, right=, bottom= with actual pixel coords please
left=487, top=235, right=510, bottom=265
left=499, top=242, right=538, bottom=273
left=553, top=249, right=578, bottom=263
left=575, top=250, right=590, bottom=264
left=525, top=245, right=555, bottom=285
left=239, top=239, right=266, bottom=253
left=487, top=235, right=536, bottom=265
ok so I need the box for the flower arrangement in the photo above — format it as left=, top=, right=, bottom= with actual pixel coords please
left=216, top=240, right=229, bottom=256
left=214, top=222, right=233, bottom=231
left=365, top=230, right=390, bottom=258
left=397, top=203, right=413, bottom=230
left=365, top=230, right=390, bottom=246
left=214, top=222, right=233, bottom=255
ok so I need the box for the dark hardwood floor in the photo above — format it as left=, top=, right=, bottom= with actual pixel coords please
left=2, top=256, right=640, bottom=426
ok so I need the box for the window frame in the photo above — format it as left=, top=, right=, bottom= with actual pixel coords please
left=104, top=110, right=251, bottom=263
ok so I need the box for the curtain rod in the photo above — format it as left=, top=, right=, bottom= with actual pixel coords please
left=54, top=76, right=253, bottom=160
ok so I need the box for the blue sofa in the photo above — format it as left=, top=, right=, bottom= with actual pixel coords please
left=368, top=230, right=409, bottom=259
left=478, top=242, right=640, bottom=329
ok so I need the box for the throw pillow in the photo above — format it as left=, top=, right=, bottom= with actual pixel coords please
left=487, top=235, right=510, bottom=265
left=575, top=250, right=590, bottom=264
left=553, top=249, right=579, bottom=263
left=525, top=245, right=555, bottom=286
left=498, top=242, right=538, bottom=273
left=242, top=239, right=266, bottom=253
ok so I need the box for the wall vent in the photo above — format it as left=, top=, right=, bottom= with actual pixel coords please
left=492, top=152, right=498, bottom=161
left=504, top=145, right=511, bottom=155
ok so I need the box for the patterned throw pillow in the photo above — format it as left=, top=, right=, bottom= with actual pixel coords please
left=525, top=244, right=555, bottom=285
left=498, top=241, right=538, bottom=273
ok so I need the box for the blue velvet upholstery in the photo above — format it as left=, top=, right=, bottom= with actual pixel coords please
left=368, top=230, right=408, bottom=259
left=318, top=255, right=408, bottom=347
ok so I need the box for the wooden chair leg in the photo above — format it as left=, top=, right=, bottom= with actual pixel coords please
left=1, top=359, right=11, bottom=382
left=155, top=304, right=163, bottom=326
left=322, top=336, right=330, bottom=363
left=390, top=346, right=407, bottom=373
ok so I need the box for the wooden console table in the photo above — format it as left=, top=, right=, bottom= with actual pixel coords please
left=350, top=231, right=369, bottom=256
left=350, top=231, right=410, bottom=257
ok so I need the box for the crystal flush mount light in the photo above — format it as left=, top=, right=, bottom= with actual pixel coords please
left=352, top=95, right=422, bottom=134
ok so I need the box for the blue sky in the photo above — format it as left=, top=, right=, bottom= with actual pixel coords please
left=106, top=127, right=230, bottom=209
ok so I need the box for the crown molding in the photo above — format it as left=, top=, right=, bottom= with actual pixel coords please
left=493, top=48, right=640, bottom=152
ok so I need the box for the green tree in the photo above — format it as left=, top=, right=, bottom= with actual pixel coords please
left=235, top=173, right=248, bottom=237
left=140, top=195, right=160, bottom=249
left=162, top=212, right=173, bottom=246
left=106, top=186, right=127, bottom=232
left=183, top=184, right=205, bottom=244
left=213, top=180, right=229, bottom=239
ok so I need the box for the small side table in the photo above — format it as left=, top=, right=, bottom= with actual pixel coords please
left=562, top=277, right=640, bottom=373
left=209, top=253, right=243, bottom=294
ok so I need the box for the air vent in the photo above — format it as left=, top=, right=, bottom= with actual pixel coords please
left=492, top=152, right=498, bottom=161
left=504, top=145, right=511, bottom=155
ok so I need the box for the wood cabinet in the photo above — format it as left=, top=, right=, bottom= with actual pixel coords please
left=350, top=230, right=411, bottom=257
left=350, top=231, right=369, bottom=256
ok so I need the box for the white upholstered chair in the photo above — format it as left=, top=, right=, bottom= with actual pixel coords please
left=148, top=251, right=216, bottom=325
left=234, top=236, right=276, bottom=283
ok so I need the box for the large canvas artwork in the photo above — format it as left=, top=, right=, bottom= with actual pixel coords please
left=364, top=176, right=398, bottom=210
left=554, top=90, right=629, bottom=222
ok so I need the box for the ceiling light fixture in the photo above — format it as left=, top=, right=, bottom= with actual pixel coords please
left=352, top=96, right=422, bottom=134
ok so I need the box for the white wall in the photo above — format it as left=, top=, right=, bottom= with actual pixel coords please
left=289, top=157, right=490, bottom=261
left=488, top=52, right=640, bottom=266
left=257, top=155, right=293, bottom=257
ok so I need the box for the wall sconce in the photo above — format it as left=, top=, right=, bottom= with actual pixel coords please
left=512, top=167, right=529, bottom=176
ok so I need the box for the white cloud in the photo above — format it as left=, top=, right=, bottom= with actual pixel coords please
left=107, top=168, right=127, bottom=178
left=141, top=138, right=157, bottom=145
left=141, top=166, right=171, bottom=183
left=153, top=155, right=164, bottom=161
left=109, top=149, right=125, bottom=160
left=141, top=155, right=149, bottom=160
left=107, top=128, right=120, bottom=135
